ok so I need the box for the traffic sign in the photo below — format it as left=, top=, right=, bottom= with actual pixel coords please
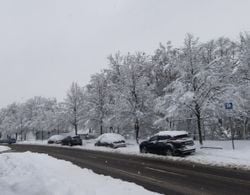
left=225, top=102, right=233, bottom=110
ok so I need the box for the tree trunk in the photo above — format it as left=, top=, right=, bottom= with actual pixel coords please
left=24, top=131, right=26, bottom=141
left=135, top=118, right=139, bottom=144
left=100, top=120, right=103, bottom=135
left=195, top=104, right=203, bottom=145
left=197, top=114, right=203, bottom=145
left=243, top=118, right=248, bottom=140
left=202, top=119, right=206, bottom=141
left=21, top=129, right=23, bottom=141
left=74, top=107, right=78, bottom=135
left=193, top=128, right=196, bottom=140
left=75, top=123, right=78, bottom=135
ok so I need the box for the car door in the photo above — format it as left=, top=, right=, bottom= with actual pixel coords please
left=146, top=136, right=158, bottom=153
left=155, top=136, right=171, bottom=154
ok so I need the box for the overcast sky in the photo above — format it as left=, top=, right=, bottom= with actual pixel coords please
left=0, top=0, right=250, bottom=107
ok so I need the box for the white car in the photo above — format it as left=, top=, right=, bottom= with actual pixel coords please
left=95, top=133, right=126, bottom=149
left=47, top=135, right=66, bottom=144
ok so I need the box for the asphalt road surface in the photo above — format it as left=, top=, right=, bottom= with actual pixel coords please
left=9, top=144, right=250, bottom=195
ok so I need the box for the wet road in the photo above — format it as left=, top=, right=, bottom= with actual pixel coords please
left=9, top=144, right=250, bottom=195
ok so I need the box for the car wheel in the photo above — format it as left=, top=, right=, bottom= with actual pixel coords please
left=140, top=146, right=147, bottom=153
left=165, top=148, right=173, bottom=156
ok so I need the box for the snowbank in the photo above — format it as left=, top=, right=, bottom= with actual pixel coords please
left=181, top=140, right=250, bottom=170
left=0, top=152, right=159, bottom=195
left=0, top=145, right=11, bottom=152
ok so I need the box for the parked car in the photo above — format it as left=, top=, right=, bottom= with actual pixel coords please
left=95, top=133, right=126, bottom=149
left=0, top=138, right=16, bottom=144
left=47, top=135, right=66, bottom=144
left=82, top=133, right=98, bottom=140
left=61, top=135, right=82, bottom=146
left=139, top=131, right=195, bottom=156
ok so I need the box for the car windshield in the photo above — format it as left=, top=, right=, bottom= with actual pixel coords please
left=114, top=140, right=125, bottom=143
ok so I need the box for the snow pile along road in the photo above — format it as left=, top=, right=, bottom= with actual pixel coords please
left=0, top=145, right=11, bottom=152
left=0, top=152, right=159, bottom=195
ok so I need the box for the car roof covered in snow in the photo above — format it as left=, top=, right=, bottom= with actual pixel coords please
left=48, top=134, right=66, bottom=141
left=154, top=130, right=188, bottom=137
left=97, top=133, right=125, bottom=143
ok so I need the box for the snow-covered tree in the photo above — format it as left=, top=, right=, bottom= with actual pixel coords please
left=64, top=82, right=84, bottom=135
left=108, top=52, right=155, bottom=142
left=85, top=72, right=109, bottom=135
left=0, top=32, right=249, bottom=142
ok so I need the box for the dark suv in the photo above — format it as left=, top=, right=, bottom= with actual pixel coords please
left=0, top=138, right=16, bottom=144
left=61, top=136, right=82, bottom=146
left=139, top=131, right=195, bottom=156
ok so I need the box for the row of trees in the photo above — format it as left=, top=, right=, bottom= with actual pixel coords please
left=0, top=33, right=249, bottom=144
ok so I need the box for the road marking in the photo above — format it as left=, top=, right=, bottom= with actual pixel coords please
left=86, top=155, right=97, bottom=159
left=145, top=167, right=187, bottom=177
left=118, top=169, right=165, bottom=183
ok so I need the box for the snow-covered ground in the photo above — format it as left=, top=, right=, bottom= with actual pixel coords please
left=0, top=151, right=159, bottom=195
left=18, top=139, right=250, bottom=170
left=0, top=145, right=11, bottom=152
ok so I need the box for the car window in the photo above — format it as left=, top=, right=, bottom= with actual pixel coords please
left=149, top=136, right=158, bottom=142
left=172, top=134, right=189, bottom=139
left=158, top=136, right=171, bottom=141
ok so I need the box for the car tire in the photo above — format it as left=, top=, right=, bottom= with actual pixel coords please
left=140, top=146, right=147, bottom=153
left=165, top=148, right=173, bottom=156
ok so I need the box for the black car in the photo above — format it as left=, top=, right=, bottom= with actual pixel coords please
left=61, top=136, right=82, bottom=146
left=139, top=131, right=195, bottom=156
left=0, top=138, right=16, bottom=144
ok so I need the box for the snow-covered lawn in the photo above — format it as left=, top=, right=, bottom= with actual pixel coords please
left=17, top=139, right=250, bottom=170
left=178, top=140, right=250, bottom=170
left=0, top=152, right=159, bottom=195
left=0, top=145, right=11, bottom=152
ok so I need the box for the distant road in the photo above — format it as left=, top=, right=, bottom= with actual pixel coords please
left=9, top=144, right=250, bottom=195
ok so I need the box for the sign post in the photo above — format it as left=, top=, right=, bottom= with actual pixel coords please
left=225, top=102, right=234, bottom=150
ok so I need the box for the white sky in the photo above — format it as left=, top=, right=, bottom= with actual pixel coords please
left=0, top=0, right=250, bottom=107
